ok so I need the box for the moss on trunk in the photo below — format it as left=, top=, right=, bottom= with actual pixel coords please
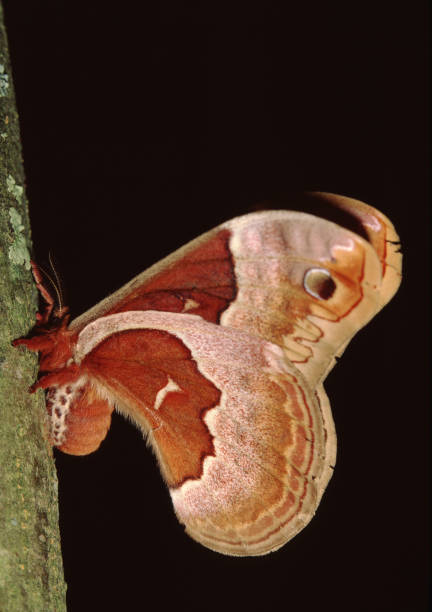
left=0, top=3, right=67, bottom=610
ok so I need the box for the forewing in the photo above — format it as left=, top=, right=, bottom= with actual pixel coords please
left=70, top=194, right=401, bottom=389
left=222, top=197, right=401, bottom=387
left=69, top=229, right=237, bottom=331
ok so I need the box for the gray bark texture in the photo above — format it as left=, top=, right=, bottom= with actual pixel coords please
left=0, top=3, right=67, bottom=610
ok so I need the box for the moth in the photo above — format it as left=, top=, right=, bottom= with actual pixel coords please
left=14, top=192, right=401, bottom=556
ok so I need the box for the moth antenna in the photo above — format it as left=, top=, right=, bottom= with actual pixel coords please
left=37, top=260, right=63, bottom=314
left=48, top=252, right=64, bottom=311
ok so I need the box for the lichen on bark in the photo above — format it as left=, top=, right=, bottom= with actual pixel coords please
left=0, top=3, right=67, bottom=610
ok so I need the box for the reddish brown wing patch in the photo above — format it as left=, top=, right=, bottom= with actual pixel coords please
left=107, top=230, right=236, bottom=323
left=82, top=329, right=220, bottom=487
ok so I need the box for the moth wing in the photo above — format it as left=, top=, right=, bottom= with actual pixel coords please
left=220, top=195, right=402, bottom=388
left=74, top=311, right=334, bottom=555
left=70, top=194, right=401, bottom=390
left=69, top=225, right=238, bottom=332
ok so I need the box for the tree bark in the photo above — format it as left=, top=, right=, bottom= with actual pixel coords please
left=0, top=3, right=67, bottom=610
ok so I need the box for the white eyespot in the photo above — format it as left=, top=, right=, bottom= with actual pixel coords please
left=303, top=268, right=336, bottom=300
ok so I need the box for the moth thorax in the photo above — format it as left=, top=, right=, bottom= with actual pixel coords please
left=46, top=377, right=87, bottom=446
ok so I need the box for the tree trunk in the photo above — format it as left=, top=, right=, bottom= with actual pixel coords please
left=0, top=3, right=67, bottom=610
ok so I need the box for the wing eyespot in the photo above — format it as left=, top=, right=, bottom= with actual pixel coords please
left=303, top=268, right=336, bottom=300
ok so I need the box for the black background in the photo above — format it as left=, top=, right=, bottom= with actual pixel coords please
left=3, top=2, right=429, bottom=611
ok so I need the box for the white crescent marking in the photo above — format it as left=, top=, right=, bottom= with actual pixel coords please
left=154, top=377, right=182, bottom=410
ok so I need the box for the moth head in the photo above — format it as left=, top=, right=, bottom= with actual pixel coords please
left=36, top=323, right=75, bottom=373
left=14, top=299, right=74, bottom=375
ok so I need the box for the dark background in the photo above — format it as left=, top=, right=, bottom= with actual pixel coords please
left=3, top=2, right=429, bottom=611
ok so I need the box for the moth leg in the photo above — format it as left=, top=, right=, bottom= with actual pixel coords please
left=29, top=363, right=81, bottom=393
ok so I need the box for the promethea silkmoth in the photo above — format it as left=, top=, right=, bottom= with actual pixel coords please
left=14, top=192, right=401, bottom=556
